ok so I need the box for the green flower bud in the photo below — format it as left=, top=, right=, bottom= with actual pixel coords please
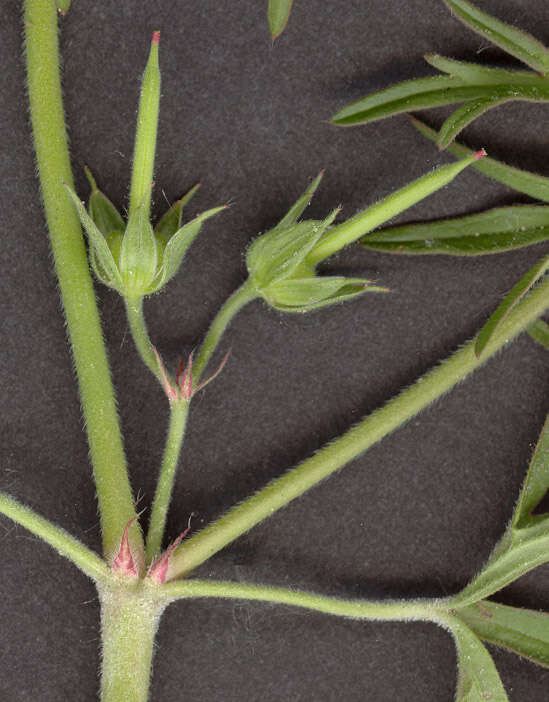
left=246, top=173, right=388, bottom=313
left=65, top=179, right=225, bottom=298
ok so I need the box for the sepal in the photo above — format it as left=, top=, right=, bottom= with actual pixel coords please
left=247, top=209, right=339, bottom=289
left=265, top=275, right=388, bottom=312
left=85, top=167, right=125, bottom=236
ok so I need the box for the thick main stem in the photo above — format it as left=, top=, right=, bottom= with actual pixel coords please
left=146, top=402, right=190, bottom=563
left=24, top=0, right=139, bottom=557
left=192, top=279, right=257, bottom=382
left=99, top=584, right=165, bottom=702
left=170, top=278, right=549, bottom=578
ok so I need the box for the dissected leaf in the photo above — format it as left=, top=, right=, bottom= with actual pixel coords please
left=424, top=53, right=543, bottom=86
left=332, top=75, right=479, bottom=126
left=452, top=525, right=549, bottom=607
left=360, top=205, right=549, bottom=256
left=438, top=94, right=509, bottom=149
left=444, top=0, right=549, bottom=75
left=268, top=0, right=294, bottom=39
left=276, top=172, right=324, bottom=230
left=475, top=253, right=549, bottom=357
left=411, top=116, right=549, bottom=203
left=332, top=73, right=549, bottom=127
left=459, top=600, right=549, bottom=669
left=528, top=319, right=549, bottom=349
left=155, top=182, right=201, bottom=243
left=512, top=413, right=549, bottom=529
left=450, top=414, right=549, bottom=606
left=450, top=618, right=509, bottom=702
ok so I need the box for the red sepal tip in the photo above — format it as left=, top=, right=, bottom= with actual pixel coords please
left=112, top=517, right=139, bottom=577
left=147, top=527, right=191, bottom=584
left=152, top=30, right=160, bottom=45
left=473, top=148, right=487, bottom=161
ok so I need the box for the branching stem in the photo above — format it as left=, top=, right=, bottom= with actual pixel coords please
left=124, top=295, right=160, bottom=379
left=170, top=278, right=549, bottom=578
left=146, top=402, right=190, bottom=563
left=192, top=279, right=257, bottom=382
left=160, top=579, right=448, bottom=623
left=0, top=492, right=110, bottom=582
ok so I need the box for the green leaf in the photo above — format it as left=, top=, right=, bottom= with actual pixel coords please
left=268, top=0, right=294, bottom=39
left=84, top=167, right=125, bottom=237
left=512, top=413, right=549, bottom=529
left=309, top=150, right=485, bottom=265
left=64, top=184, right=122, bottom=287
left=332, top=75, right=479, bottom=126
left=153, top=205, right=226, bottom=291
left=458, top=600, right=549, bottom=669
left=276, top=172, right=324, bottom=230
left=411, top=116, right=549, bottom=203
left=528, top=319, right=549, bottom=349
left=450, top=415, right=549, bottom=606
left=360, top=205, right=549, bottom=256
left=247, top=210, right=338, bottom=288
left=119, top=202, right=158, bottom=295
left=449, top=618, right=509, bottom=702
left=475, top=253, right=549, bottom=357
left=424, top=53, right=543, bottom=86
left=438, top=94, right=509, bottom=148
left=444, top=0, right=549, bottom=75
left=452, top=524, right=549, bottom=607
left=154, top=182, right=201, bottom=243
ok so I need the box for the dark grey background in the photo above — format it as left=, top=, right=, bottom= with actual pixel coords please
left=1, top=0, right=549, bottom=699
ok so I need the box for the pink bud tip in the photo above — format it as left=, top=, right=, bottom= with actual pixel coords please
left=152, top=30, right=160, bottom=45
left=112, top=517, right=139, bottom=577
left=147, top=527, right=190, bottom=584
left=473, top=149, right=487, bottom=161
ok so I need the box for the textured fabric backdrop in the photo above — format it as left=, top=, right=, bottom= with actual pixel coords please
left=1, top=1, right=549, bottom=699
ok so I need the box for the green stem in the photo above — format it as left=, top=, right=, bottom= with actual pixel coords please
left=99, top=582, right=166, bottom=702
left=0, top=492, right=110, bottom=582
left=146, top=402, right=190, bottom=564
left=193, top=279, right=257, bottom=383
left=24, top=0, right=140, bottom=558
left=160, top=579, right=447, bottom=623
left=124, top=295, right=160, bottom=379
left=170, top=278, right=549, bottom=578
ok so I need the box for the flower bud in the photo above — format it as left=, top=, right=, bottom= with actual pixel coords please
left=245, top=174, right=388, bottom=312
left=65, top=179, right=225, bottom=298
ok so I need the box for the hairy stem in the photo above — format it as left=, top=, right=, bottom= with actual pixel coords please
left=124, top=295, right=160, bottom=379
left=0, top=493, right=109, bottom=581
left=99, top=583, right=165, bottom=702
left=192, top=279, right=257, bottom=382
left=161, top=579, right=447, bottom=623
left=170, top=278, right=549, bottom=578
left=24, top=0, right=139, bottom=558
left=146, top=402, right=190, bottom=564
